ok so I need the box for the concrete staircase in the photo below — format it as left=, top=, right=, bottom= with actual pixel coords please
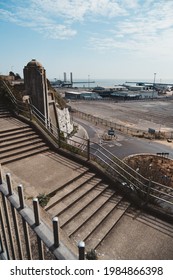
left=0, top=104, right=11, bottom=118
left=0, top=99, right=131, bottom=254
left=45, top=171, right=130, bottom=251
left=0, top=103, right=49, bottom=164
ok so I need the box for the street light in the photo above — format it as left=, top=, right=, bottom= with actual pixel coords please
left=152, top=72, right=156, bottom=98
left=88, top=75, right=90, bottom=88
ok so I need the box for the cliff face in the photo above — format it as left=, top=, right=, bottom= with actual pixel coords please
left=47, top=89, right=73, bottom=135
left=56, top=107, right=73, bottom=135
left=48, top=87, right=73, bottom=135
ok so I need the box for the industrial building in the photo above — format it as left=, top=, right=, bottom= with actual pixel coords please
left=65, top=91, right=102, bottom=100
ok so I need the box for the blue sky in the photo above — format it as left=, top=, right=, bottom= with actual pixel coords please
left=0, top=0, right=173, bottom=82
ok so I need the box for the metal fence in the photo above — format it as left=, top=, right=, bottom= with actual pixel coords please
left=72, top=109, right=173, bottom=140
left=0, top=169, right=85, bottom=260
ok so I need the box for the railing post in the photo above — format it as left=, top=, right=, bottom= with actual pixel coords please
left=52, top=217, right=60, bottom=248
left=146, top=179, right=151, bottom=202
left=33, top=198, right=40, bottom=226
left=6, top=173, right=24, bottom=259
left=87, top=139, right=90, bottom=161
left=0, top=205, right=10, bottom=259
left=0, top=164, right=2, bottom=184
left=1, top=191, right=16, bottom=259
left=78, top=241, right=85, bottom=260
left=18, top=184, right=32, bottom=259
left=6, top=173, right=13, bottom=195
left=33, top=198, right=44, bottom=259
left=18, top=184, right=25, bottom=209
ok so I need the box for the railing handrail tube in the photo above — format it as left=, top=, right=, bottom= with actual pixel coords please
left=90, top=142, right=148, bottom=186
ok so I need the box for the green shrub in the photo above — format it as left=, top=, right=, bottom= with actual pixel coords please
left=86, top=249, right=98, bottom=260
left=37, top=193, right=50, bottom=207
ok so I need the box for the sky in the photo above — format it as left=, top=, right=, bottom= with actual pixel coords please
left=0, top=0, right=173, bottom=82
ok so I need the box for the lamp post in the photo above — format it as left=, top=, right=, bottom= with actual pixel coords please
left=88, top=75, right=90, bottom=89
left=152, top=72, right=156, bottom=99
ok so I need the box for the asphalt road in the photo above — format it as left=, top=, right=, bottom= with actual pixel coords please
left=74, top=117, right=173, bottom=160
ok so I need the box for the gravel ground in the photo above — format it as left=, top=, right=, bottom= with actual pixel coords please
left=69, top=98, right=173, bottom=132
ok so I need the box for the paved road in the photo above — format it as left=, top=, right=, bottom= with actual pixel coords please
left=74, top=117, right=173, bottom=160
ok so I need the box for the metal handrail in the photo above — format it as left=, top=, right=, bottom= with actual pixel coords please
left=90, top=141, right=173, bottom=195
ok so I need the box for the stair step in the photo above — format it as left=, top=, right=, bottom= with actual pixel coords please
left=48, top=177, right=101, bottom=217
left=60, top=183, right=109, bottom=227
left=85, top=199, right=130, bottom=250
left=45, top=171, right=95, bottom=211
left=0, top=125, right=29, bottom=135
left=1, top=146, right=49, bottom=165
left=0, top=131, right=37, bottom=142
left=63, top=187, right=117, bottom=236
left=0, top=127, right=33, bottom=138
left=0, top=142, right=48, bottom=160
left=0, top=113, right=11, bottom=118
left=0, top=134, right=40, bottom=148
left=0, top=110, right=10, bottom=114
left=0, top=138, right=44, bottom=154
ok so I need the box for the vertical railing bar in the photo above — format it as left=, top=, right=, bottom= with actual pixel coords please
left=21, top=217, right=32, bottom=260
left=37, top=236, right=44, bottom=260
left=52, top=217, right=60, bottom=248
left=0, top=204, right=10, bottom=259
left=87, top=139, right=90, bottom=161
left=10, top=206, right=23, bottom=260
left=17, top=185, right=32, bottom=260
left=6, top=173, right=13, bottom=196
left=0, top=164, right=2, bottom=184
left=18, top=184, right=25, bottom=209
left=33, top=198, right=40, bottom=226
left=5, top=172, right=23, bottom=258
left=1, top=194, right=16, bottom=259
left=33, top=198, right=44, bottom=259
left=0, top=233, right=4, bottom=254
left=78, top=241, right=85, bottom=260
left=0, top=232, right=8, bottom=260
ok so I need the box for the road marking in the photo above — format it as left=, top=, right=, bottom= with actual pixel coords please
left=115, top=142, right=122, bottom=146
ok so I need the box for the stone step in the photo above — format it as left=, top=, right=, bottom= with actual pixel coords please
left=60, top=183, right=109, bottom=227
left=0, top=134, right=40, bottom=148
left=1, top=146, right=49, bottom=165
left=0, top=142, right=48, bottom=161
left=47, top=176, right=101, bottom=217
left=0, top=109, right=10, bottom=114
left=0, top=138, right=44, bottom=154
left=45, top=168, right=91, bottom=210
left=0, top=113, right=11, bottom=118
left=0, top=125, right=29, bottom=134
left=85, top=199, right=130, bottom=250
left=71, top=194, right=123, bottom=243
left=0, top=127, right=33, bottom=138
left=0, top=131, right=37, bottom=142
left=62, top=187, right=117, bottom=236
